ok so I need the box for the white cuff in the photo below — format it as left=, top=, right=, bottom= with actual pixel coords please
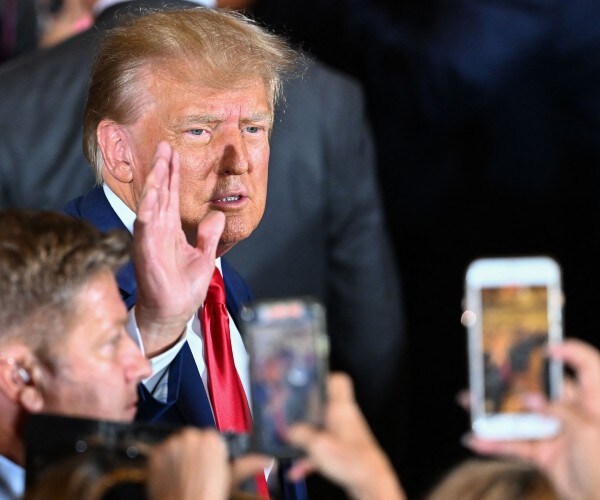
left=126, top=307, right=192, bottom=381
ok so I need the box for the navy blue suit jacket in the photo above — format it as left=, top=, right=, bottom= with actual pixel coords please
left=64, top=186, right=308, bottom=499
left=64, top=185, right=252, bottom=426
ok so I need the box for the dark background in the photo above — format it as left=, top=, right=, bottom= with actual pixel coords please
left=249, top=0, right=600, bottom=496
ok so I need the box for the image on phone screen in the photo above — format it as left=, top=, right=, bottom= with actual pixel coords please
left=481, top=285, right=550, bottom=413
left=244, top=298, right=328, bottom=457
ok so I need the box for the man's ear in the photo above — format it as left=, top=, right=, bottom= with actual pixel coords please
left=0, top=346, right=43, bottom=413
left=97, top=120, right=135, bottom=183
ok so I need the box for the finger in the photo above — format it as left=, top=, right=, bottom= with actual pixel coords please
left=195, top=211, right=225, bottom=256
left=139, top=143, right=169, bottom=218
left=152, top=142, right=172, bottom=211
left=136, top=184, right=158, bottom=226
left=327, top=372, right=355, bottom=404
left=561, top=377, right=578, bottom=404
left=167, top=148, right=180, bottom=214
left=464, top=433, right=539, bottom=461
left=550, top=339, right=600, bottom=414
left=286, top=458, right=317, bottom=482
left=137, top=142, right=169, bottom=219
left=231, top=454, right=273, bottom=487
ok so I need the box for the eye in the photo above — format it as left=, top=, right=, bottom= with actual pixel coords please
left=99, top=332, right=123, bottom=355
left=189, top=129, right=206, bottom=136
left=110, top=333, right=123, bottom=346
left=244, top=126, right=261, bottom=134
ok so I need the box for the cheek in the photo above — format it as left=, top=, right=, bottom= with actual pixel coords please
left=254, top=163, right=269, bottom=210
left=178, top=179, right=212, bottom=223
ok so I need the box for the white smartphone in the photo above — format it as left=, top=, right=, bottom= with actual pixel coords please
left=462, top=256, right=563, bottom=440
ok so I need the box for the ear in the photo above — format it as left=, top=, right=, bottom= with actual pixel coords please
left=0, top=346, right=43, bottom=412
left=97, top=119, right=135, bottom=183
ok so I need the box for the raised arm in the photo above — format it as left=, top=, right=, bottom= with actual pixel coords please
left=286, top=373, right=406, bottom=500
left=133, top=141, right=225, bottom=357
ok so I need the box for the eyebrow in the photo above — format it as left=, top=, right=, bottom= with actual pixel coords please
left=178, top=112, right=273, bottom=127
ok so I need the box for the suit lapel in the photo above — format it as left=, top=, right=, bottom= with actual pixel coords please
left=64, top=186, right=137, bottom=308
left=222, top=257, right=253, bottom=325
left=137, top=343, right=216, bottom=427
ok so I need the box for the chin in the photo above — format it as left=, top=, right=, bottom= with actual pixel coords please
left=222, top=221, right=256, bottom=246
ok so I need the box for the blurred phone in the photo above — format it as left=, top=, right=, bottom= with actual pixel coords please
left=462, top=256, right=563, bottom=440
left=241, top=297, right=329, bottom=458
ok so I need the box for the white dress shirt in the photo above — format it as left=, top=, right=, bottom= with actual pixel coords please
left=0, top=455, right=24, bottom=500
left=103, top=184, right=251, bottom=407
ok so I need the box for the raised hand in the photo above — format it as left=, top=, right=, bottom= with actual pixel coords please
left=286, top=373, right=405, bottom=500
left=147, top=428, right=272, bottom=500
left=133, top=141, right=225, bottom=357
left=465, top=339, right=600, bottom=500
left=147, top=428, right=230, bottom=500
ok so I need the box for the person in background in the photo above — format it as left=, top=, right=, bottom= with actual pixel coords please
left=0, top=0, right=37, bottom=62
left=426, top=458, right=557, bottom=500
left=36, top=0, right=94, bottom=48
left=0, top=126, right=225, bottom=498
left=0, top=0, right=92, bottom=63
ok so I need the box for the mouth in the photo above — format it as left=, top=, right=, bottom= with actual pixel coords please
left=211, top=191, right=248, bottom=209
left=126, top=398, right=139, bottom=412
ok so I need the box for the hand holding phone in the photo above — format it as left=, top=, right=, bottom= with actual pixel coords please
left=241, top=297, right=329, bottom=458
left=462, top=256, right=563, bottom=440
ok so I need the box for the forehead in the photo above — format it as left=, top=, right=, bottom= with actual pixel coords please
left=138, top=62, right=272, bottom=117
left=59, top=271, right=127, bottom=349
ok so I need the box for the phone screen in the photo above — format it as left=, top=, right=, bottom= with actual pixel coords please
left=480, top=285, right=550, bottom=414
left=243, top=298, right=329, bottom=457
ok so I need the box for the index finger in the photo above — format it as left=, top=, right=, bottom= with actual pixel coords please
left=549, top=339, right=600, bottom=416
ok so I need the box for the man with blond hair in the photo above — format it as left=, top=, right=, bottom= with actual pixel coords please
left=66, top=7, right=306, bottom=497
left=0, top=210, right=150, bottom=499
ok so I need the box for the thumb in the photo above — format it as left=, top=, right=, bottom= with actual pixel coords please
left=196, top=211, right=225, bottom=255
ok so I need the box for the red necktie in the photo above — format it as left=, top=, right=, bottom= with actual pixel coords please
left=201, top=268, right=269, bottom=498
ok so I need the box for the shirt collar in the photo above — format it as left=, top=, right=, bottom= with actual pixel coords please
left=102, top=183, right=222, bottom=271
left=103, top=183, right=136, bottom=235
left=0, top=455, right=24, bottom=500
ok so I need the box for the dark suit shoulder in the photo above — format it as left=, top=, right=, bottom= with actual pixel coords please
left=0, top=29, right=99, bottom=97
left=282, top=57, right=365, bottom=113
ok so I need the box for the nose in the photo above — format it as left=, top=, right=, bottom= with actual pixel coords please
left=215, top=129, right=251, bottom=175
left=121, top=335, right=152, bottom=383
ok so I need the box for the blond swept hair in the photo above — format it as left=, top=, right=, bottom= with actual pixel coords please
left=83, top=7, right=300, bottom=182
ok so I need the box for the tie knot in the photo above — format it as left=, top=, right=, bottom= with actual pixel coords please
left=206, top=268, right=227, bottom=305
